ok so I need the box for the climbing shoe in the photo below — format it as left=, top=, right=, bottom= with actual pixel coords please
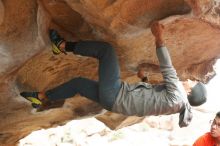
left=20, top=92, right=42, bottom=109
left=49, top=29, right=67, bottom=55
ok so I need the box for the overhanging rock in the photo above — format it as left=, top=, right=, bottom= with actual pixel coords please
left=0, top=0, right=220, bottom=145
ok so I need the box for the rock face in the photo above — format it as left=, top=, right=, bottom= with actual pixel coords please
left=0, top=0, right=220, bottom=145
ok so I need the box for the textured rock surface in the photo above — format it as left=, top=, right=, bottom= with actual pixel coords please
left=0, top=0, right=220, bottom=145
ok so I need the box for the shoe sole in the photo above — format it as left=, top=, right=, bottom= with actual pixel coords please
left=52, top=43, right=67, bottom=55
left=22, top=96, right=42, bottom=109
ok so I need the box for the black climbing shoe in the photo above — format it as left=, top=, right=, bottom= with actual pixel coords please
left=20, top=92, right=42, bottom=109
left=49, top=29, right=66, bottom=55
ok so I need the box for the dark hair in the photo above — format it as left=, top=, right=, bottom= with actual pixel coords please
left=216, top=111, right=220, bottom=118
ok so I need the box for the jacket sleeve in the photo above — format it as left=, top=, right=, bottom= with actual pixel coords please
left=156, top=46, right=179, bottom=94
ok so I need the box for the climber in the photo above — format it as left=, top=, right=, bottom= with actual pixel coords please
left=20, top=21, right=207, bottom=127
